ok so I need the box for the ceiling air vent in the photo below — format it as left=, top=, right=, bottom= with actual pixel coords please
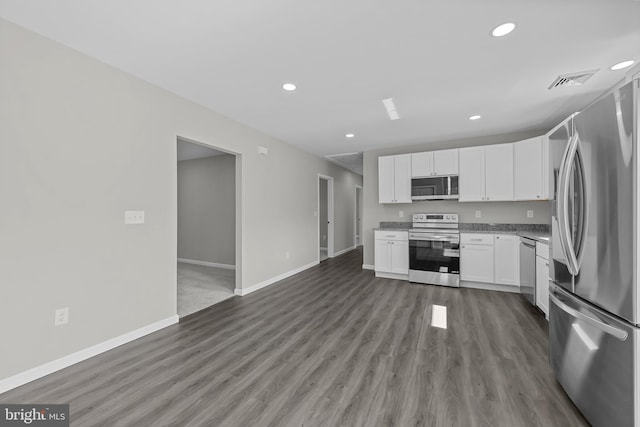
left=548, top=69, right=599, bottom=89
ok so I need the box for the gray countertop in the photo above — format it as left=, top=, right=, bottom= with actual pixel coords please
left=376, top=221, right=550, bottom=243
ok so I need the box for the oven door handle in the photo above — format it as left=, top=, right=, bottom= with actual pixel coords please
left=409, top=234, right=460, bottom=242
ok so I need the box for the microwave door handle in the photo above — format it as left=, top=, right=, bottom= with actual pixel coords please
left=558, top=133, right=580, bottom=276
left=550, top=292, right=628, bottom=341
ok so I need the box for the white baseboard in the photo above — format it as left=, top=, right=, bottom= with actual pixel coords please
left=333, top=246, right=356, bottom=257
left=235, top=260, right=319, bottom=296
left=0, top=315, right=179, bottom=395
left=178, top=258, right=235, bottom=270
left=461, top=281, right=520, bottom=293
left=362, top=264, right=375, bottom=270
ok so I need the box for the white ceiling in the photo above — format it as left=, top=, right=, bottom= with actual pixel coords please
left=2, top=1, right=640, bottom=163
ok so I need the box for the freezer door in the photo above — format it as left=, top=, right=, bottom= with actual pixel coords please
left=549, top=283, right=637, bottom=427
left=549, top=116, right=575, bottom=292
left=573, top=81, right=636, bottom=324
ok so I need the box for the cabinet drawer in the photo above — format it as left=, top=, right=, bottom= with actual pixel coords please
left=375, top=230, right=408, bottom=241
left=536, top=242, right=549, bottom=260
left=460, top=233, right=494, bottom=245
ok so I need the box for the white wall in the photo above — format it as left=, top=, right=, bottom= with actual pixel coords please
left=0, top=19, right=362, bottom=382
left=177, top=154, right=235, bottom=266
left=362, top=133, right=552, bottom=266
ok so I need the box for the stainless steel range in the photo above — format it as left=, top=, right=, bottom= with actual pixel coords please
left=409, top=213, right=460, bottom=287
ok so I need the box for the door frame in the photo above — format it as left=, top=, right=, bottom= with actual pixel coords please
left=175, top=136, right=242, bottom=307
left=354, top=185, right=363, bottom=247
left=317, top=174, right=334, bottom=261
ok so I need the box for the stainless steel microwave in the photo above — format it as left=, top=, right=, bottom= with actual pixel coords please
left=411, top=176, right=459, bottom=200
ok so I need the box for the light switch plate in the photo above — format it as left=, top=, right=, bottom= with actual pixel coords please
left=125, top=211, right=145, bottom=224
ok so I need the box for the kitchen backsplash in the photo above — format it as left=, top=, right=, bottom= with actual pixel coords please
left=379, top=221, right=549, bottom=233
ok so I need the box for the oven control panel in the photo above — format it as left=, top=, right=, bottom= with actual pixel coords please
left=412, top=213, right=458, bottom=223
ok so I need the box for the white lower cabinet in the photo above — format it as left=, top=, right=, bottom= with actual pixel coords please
left=374, top=230, right=409, bottom=278
left=461, top=233, right=520, bottom=287
left=535, top=242, right=550, bottom=317
left=493, top=234, right=520, bottom=286
left=460, top=233, right=494, bottom=283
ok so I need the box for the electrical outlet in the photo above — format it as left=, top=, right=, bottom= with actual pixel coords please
left=314, top=210, right=318, bottom=217
left=527, top=210, right=534, bottom=218
left=125, top=211, right=145, bottom=224
left=475, top=210, right=482, bottom=218
left=55, top=307, right=69, bottom=326
left=323, top=235, right=326, bottom=241
left=399, top=210, right=404, bottom=218
left=285, top=251, right=290, bottom=259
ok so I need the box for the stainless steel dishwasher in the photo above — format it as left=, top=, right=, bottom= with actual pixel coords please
left=519, top=236, right=536, bottom=305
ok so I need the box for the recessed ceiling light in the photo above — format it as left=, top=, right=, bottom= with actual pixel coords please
left=610, top=60, right=635, bottom=71
left=282, top=83, right=297, bottom=91
left=469, top=115, right=482, bottom=121
left=345, top=133, right=355, bottom=138
left=492, top=22, right=516, bottom=37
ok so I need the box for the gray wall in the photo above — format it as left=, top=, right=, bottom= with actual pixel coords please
left=177, top=154, right=235, bottom=266
left=362, top=133, right=552, bottom=266
left=0, top=19, right=362, bottom=381
left=319, top=179, right=328, bottom=249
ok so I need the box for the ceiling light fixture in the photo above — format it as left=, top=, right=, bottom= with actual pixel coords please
left=282, top=83, right=297, bottom=91
left=610, top=60, right=635, bottom=71
left=382, top=98, right=400, bottom=120
left=345, top=133, right=355, bottom=138
left=492, top=22, right=516, bottom=37
left=469, top=115, right=482, bottom=121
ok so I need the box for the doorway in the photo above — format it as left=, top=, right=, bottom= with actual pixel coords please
left=176, top=138, right=238, bottom=317
left=318, top=174, right=334, bottom=262
left=355, top=185, right=363, bottom=247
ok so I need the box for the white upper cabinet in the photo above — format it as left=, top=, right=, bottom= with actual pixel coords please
left=484, top=143, right=514, bottom=201
left=378, top=154, right=412, bottom=204
left=433, top=149, right=459, bottom=175
left=411, top=149, right=458, bottom=177
left=514, top=136, right=550, bottom=200
left=411, top=152, right=434, bottom=177
left=459, top=144, right=514, bottom=202
left=458, top=146, right=486, bottom=201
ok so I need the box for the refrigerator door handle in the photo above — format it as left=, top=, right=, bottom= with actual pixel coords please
left=550, top=292, right=628, bottom=341
left=573, top=134, right=589, bottom=272
left=557, top=133, right=580, bottom=275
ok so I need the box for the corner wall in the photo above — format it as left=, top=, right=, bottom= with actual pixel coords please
left=177, top=154, right=236, bottom=266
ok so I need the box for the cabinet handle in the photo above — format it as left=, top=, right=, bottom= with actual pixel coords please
left=496, top=236, right=500, bottom=239
left=545, top=262, right=549, bottom=267
left=537, top=195, right=540, bottom=198
left=470, top=238, right=482, bottom=241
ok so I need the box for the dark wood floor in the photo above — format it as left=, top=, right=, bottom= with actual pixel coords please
left=1, top=248, right=589, bottom=426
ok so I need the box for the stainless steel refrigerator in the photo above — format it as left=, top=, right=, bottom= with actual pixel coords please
left=548, top=78, right=639, bottom=427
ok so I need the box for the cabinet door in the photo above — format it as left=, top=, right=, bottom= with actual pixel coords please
left=536, top=255, right=549, bottom=317
left=374, top=240, right=391, bottom=272
left=460, top=244, right=494, bottom=283
left=458, top=147, right=485, bottom=201
left=393, top=154, right=412, bottom=203
left=411, top=152, right=434, bottom=177
left=390, top=241, right=409, bottom=274
left=494, top=235, right=519, bottom=286
left=485, top=143, right=514, bottom=201
left=378, top=156, right=395, bottom=203
left=434, top=149, right=459, bottom=175
left=514, top=137, right=544, bottom=200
